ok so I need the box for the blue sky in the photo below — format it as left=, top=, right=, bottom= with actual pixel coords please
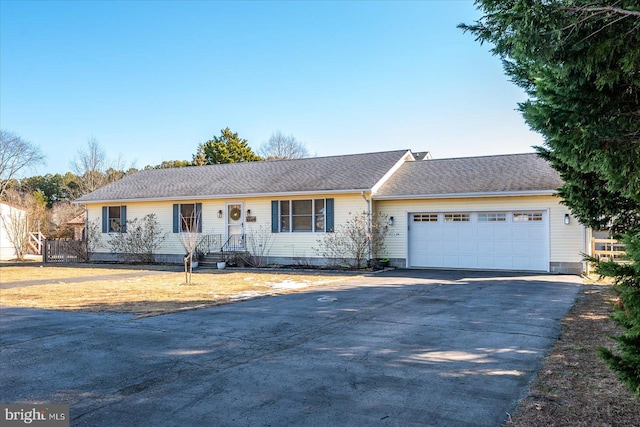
left=1, top=1, right=544, bottom=176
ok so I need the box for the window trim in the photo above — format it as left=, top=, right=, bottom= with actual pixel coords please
left=173, top=203, right=202, bottom=233
left=102, top=206, right=126, bottom=233
left=277, top=198, right=327, bottom=233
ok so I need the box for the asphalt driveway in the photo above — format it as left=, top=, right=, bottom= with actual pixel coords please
left=0, top=270, right=582, bottom=426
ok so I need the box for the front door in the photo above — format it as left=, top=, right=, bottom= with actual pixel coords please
left=226, top=202, right=244, bottom=250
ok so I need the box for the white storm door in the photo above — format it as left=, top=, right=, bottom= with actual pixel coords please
left=226, top=202, right=244, bottom=250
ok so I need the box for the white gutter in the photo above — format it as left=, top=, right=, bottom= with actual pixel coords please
left=74, top=188, right=374, bottom=205
left=372, top=190, right=559, bottom=200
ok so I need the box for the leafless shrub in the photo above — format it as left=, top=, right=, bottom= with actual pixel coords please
left=242, top=225, right=275, bottom=267
left=314, top=211, right=389, bottom=268
left=107, top=214, right=165, bottom=264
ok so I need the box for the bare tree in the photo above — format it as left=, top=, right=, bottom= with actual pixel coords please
left=258, top=131, right=309, bottom=160
left=71, top=137, right=135, bottom=195
left=178, top=210, right=201, bottom=284
left=71, top=137, right=108, bottom=194
left=48, top=202, right=84, bottom=239
left=0, top=130, right=45, bottom=198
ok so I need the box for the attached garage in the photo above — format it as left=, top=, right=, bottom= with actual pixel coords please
left=374, top=153, right=586, bottom=274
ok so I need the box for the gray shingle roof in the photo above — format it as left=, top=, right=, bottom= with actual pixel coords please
left=374, top=153, right=563, bottom=198
left=76, top=150, right=411, bottom=203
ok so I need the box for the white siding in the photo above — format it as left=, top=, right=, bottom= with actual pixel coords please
left=0, top=203, right=26, bottom=260
left=85, top=193, right=369, bottom=260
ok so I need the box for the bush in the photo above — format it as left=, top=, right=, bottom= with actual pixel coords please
left=596, top=230, right=640, bottom=396
left=108, top=214, right=165, bottom=263
left=314, top=211, right=389, bottom=268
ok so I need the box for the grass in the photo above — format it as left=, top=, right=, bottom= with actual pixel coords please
left=506, top=283, right=640, bottom=426
left=0, top=265, right=357, bottom=317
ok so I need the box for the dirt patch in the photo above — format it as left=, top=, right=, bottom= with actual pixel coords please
left=0, top=266, right=357, bottom=317
left=506, top=284, right=640, bottom=426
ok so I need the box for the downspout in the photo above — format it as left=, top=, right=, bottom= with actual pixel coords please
left=361, top=191, right=372, bottom=263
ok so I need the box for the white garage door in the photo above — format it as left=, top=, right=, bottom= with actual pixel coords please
left=408, top=211, right=549, bottom=271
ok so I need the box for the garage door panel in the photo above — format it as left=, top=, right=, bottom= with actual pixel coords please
left=408, top=211, right=548, bottom=271
left=426, top=254, right=445, bottom=267
left=426, top=227, right=444, bottom=240
left=442, top=240, right=458, bottom=253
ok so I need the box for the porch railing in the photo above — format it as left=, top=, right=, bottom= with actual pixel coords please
left=222, top=234, right=245, bottom=252
left=196, top=234, right=224, bottom=256
left=196, top=233, right=246, bottom=257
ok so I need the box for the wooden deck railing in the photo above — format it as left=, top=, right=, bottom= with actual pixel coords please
left=28, top=232, right=45, bottom=255
left=591, top=238, right=626, bottom=262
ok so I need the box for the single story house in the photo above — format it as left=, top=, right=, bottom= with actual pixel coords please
left=0, top=201, right=27, bottom=261
left=75, top=149, right=587, bottom=274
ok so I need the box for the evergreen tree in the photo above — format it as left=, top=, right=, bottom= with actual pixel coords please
left=193, top=128, right=262, bottom=165
left=461, top=0, right=640, bottom=395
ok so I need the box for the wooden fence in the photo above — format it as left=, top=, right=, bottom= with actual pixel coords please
left=43, top=239, right=85, bottom=264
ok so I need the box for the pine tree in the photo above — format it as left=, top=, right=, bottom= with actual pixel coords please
left=193, top=128, right=262, bottom=165
left=461, top=0, right=640, bottom=395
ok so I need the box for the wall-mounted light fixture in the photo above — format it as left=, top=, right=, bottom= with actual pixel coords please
left=564, top=213, right=570, bottom=225
left=388, top=216, right=394, bottom=226
left=246, top=209, right=251, bottom=216
left=217, top=210, right=223, bottom=219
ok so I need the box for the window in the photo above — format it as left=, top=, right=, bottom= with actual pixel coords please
left=414, top=214, right=438, bottom=222
left=180, top=203, right=197, bottom=232
left=173, top=203, right=202, bottom=233
left=444, top=213, right=470, bottom=222
left=513, top=212, right=543, bottom=222
left=277, top=199, right=327, bottom=232
left=102, top=206, right=126, bottom=233
left=478, top=213, right=507, bottom=222
left=280, top=201, right=290, bottom=232
left=108, top=206, right=122, bottom=232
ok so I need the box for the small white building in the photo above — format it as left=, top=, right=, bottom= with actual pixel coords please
left=0, top=201, right=27, bottom=261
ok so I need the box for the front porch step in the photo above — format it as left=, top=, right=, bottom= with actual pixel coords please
left=199, top=251, right=248, bottom=268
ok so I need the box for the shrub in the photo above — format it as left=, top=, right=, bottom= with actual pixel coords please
left=108, top=214, right=165, bottom=263
left=314, top=211, right=389, bottom=268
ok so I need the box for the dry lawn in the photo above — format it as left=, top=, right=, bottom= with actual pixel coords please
left=0, top=265, right=357, bottom=317
left=507, top=283, right=640, bottom=426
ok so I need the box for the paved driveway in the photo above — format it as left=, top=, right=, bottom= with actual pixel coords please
left=0, top=270, right=581, bottom=426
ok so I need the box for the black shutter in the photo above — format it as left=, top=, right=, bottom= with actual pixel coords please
left=120, top=206, right=127, bottom=233
left=271, top=201, right=279, bottom=233
left=326, top=198, right=334, bottom=232
left=196, top=203, right=202, bottom=233
left=173, top=204, right=179, bottom=233
left=102, top=207, right=108, bottom=233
